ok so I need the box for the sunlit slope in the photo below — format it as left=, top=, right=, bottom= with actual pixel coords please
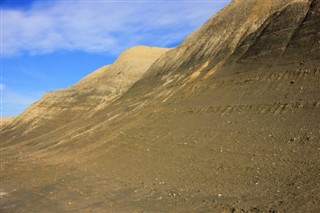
left=1, top=46, right=169, bottom=145
left=1, top=0, right=319, bottom=212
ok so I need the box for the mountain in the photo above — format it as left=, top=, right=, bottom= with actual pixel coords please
left=1, top=46, right=169, bottom=143
left=1, top=0, right=319, bottom=212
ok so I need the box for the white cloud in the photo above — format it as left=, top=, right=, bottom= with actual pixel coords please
left=2, top=90, right=37, bottom=106
left=1, top=0, right=231, bottom=57
left=1, top=87, right=42, bottom=117
left=0, top=83, right=5, bottom=91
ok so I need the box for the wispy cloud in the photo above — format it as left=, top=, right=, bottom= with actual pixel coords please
left=1, top=79, right=42, bottom=117
left=0, top=83, right=5, bottom=91
left=2, top=0, right=230, bottom=57
left=1, top=86, right=42, bottom=117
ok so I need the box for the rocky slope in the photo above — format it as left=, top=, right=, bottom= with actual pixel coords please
left=1, top=0, right=319, bottom=212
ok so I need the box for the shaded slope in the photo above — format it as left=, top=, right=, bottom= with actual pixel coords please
left=1, top=0, right=320, bottom=212
left=144, top=0, right=312, bottom=78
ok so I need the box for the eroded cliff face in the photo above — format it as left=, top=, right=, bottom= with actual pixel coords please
left=123, top=0, right=319, bottom=106
left=1, top=0, right=320, bottom=212
left=145, top=0, right=316, bottom=78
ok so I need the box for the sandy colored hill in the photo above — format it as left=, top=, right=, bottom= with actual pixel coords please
left=2, top=46, right=169, bottom=137
left=1, top=0, right=319, bottom=212
left=0, top=117, right=15, bottom=127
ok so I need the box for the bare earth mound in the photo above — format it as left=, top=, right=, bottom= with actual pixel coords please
left=1, top=0, right=319, bottom=212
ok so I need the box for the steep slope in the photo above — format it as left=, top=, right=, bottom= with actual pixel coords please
left=1, top=0, right=320, bottom=212
left=1, top=46, right=169, bottom=144
left=144, top=0, right=313, bottom=78
left=0, top=117, right=14, bottom=128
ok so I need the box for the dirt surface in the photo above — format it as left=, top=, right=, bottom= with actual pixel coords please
left=1, top=0, right=320, bottom=212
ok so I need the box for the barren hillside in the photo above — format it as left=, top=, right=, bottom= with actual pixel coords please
left=1, top=0, right=319, bottom=212
left=1, top=46, right=169, bottom=144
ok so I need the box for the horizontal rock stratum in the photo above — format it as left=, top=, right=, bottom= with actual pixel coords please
left=1, top=0, right=319, bottom=212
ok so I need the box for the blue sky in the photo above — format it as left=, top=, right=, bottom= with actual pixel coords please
left=1, top=0, right=231, bottom=117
